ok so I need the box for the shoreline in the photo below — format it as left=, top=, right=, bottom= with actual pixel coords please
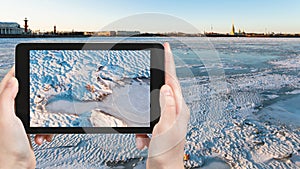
left=0, top=34, right=91, bottom=38
left=1, top=34, right=300, bottom=38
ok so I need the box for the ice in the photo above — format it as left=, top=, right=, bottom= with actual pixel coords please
left=32, top=134, right=146, bottom=168
left=91, top=109, right=127, bottom=127
left=0, top=37, right=299, bottom=168
left=286, top=89, right=300, bottom=95
left=269, top=55, right=300, bottom=69
left=46, top=100, right=102, bottom=115
left=258, top=94, right=300, bottom=129
left=30, top=50, right=150, bottom=127
left=181, top=69, right=300, bottom=168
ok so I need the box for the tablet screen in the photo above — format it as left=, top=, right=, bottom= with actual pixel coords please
left=29, top=50, right=150, bottom=127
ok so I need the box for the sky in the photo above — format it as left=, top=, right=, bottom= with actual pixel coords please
left=0, top=0, right=299, bottom=33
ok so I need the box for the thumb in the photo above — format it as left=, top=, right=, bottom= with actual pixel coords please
left=0, top=77, right=19, bottom=119
left=148, top=85, right=186, bottom=158
left=158, top=85, right=177, bottom=129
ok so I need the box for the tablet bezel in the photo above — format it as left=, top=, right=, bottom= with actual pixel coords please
left=16, top=43, right=164, bottom=134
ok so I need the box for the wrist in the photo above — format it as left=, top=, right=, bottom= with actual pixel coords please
left=16, top=160, right=35, bottom=169
left=146, top=156, right=184, bottom=169
left=0, top=161, right=35, bottom=169
left=0, top=154, right=35, bottom=169
left=146, top=140, right=186, bottom=169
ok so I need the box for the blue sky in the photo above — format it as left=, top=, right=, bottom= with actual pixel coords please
left=0, top=0, right=299, bottom=33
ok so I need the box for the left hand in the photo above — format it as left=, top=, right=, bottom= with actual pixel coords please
left=0, top=67, right=53, bottom=169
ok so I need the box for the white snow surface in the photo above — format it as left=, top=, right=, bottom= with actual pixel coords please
left=1, top=37, right=299, bottom=168
left=30, top=50, right=151, bottom=127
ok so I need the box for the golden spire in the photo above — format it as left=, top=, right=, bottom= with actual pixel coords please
left=230, top=21, right=235, bottom=35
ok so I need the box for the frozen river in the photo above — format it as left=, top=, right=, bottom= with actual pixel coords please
left=0, top=37, right=299, bottom=168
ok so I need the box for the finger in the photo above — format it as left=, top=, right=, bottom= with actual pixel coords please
left=148, top=89, right=189, bottom=158
left=45, top=135, right=53, bottom=142
left=135, top=134, right=150, bottom=150
left=164, top=42, right=184, bottom=114
left=164, top=42, right=177, bottom=83
left=34, top=135, right=45, bottom=145
left=0, top=66, right=15, bottom=94
left=159, top=85, right=177, bottom=128
left=136, top=134, right=149, bottom=138
left=34, top=135, right=54, bottom=145
left=0, top=77, right=18, bottom=120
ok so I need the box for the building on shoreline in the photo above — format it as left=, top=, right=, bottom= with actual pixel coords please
left=0, top=18, right=31, bottom=35
left=83, top=30, right=140, bottom=36
left=229, top=23, right=246, bottom=36
left=0, top=19, right=299, bottom=38
left=0, top=22, right=24, bottom=35
left=116, top=31, right=140, bottom=36
left=84, top=31, right=117, bottom=36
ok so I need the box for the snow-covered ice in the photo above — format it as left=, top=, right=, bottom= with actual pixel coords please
left=30, top=49, right=151, bottom=127
left=0, top=37, right=299, bottom=168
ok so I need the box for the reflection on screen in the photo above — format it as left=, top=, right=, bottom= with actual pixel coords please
left=29, top=50, right=150, bottom=127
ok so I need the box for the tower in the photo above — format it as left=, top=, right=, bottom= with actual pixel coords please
left=24, top=18, right=28, bottom=33
left=54, top=25, right=56, bottom=34
left=230, top=23, right=235, bottom=35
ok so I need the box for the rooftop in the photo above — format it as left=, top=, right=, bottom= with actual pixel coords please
left=0, top=22, right=20, bottom=28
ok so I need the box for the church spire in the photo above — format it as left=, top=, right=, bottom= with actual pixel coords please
left=230, top=21, right=235, bottom=35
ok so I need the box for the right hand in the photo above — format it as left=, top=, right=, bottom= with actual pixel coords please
left=136, top=42, right=190, bottom=169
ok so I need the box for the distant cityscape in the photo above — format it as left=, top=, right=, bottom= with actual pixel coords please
left=0, top=18, right=299, bottom=38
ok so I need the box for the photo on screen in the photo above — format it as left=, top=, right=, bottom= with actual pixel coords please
left=29, top=50, right=150, bottom=127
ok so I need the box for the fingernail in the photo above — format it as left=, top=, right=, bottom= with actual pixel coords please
left=47, top=136, right=52, bottom=142
left=38, top=137, right=44, bottom=144
left=5, top=78, right=14, bottom=88
left=162, top=86, right=172, bottom=96
left=164, top=42, right=169, bottom=48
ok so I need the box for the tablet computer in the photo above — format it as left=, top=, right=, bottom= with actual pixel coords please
left=15, top=43, right=164, bottom=134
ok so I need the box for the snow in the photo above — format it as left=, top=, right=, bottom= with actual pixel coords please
left=0, top=37, right=299, bottom=168
left=258, top=94, right=300, bottom=129
left=30, top=50, right=150, bottom=127
left=269, top=55, right=300, bottom=69
left=90, top=109, right=127, bottom=127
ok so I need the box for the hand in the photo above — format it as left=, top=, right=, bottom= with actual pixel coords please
left=0, top=67, right=53, bottom=169
left=136, top=43, right=190, bottom=169
left=0, top=67, right=35, bottom=169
